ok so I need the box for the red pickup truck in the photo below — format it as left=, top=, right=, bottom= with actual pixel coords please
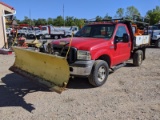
left=10, top=19, right=150, bottom=92
left=47, top=19, right=150, bottom=87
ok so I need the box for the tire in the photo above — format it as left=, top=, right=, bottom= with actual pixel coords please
left=88, top=60, right=109, bottom=87
left=133, top=50, right=143, bottom=66
left=21, top=34, right=25, bottom=37
left=54, top=35, right=58, bottom=39
left=39, top=35, right=44, bottom=39
left=66, top=35, right=71, bottom=38
left=155, top=39, right=160, bottom=48
left=29, top=34, right=34, bottom=38
left=59, top=35, right=63, bottom=39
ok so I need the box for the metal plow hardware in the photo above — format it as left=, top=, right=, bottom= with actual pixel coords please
left=9, top=46, right=70, bottom=93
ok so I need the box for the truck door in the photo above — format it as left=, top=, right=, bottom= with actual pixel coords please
left=112, top=25, right=131, bottom=65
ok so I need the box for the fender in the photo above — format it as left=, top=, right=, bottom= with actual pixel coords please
left=91, top=48, right=113, bottom=67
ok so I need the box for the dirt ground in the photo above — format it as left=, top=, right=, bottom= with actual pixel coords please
left=0, top=47, right=160, bottom=120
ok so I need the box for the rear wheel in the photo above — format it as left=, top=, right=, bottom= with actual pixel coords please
left=155, top=39, right=160, bottom=48
left=88, top=60, right=109, bottom=87
left=133, top=50, right=143, bottom=66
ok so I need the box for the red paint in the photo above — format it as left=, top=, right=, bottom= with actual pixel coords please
left=0, top=2, right=15, bottom=10
left=52, top=22, right=133, bottom=67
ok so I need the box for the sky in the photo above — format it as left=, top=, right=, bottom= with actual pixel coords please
left=1, top=0, right=160, bottom=20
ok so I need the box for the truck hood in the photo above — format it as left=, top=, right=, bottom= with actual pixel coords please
left=51, top=37, right=110, bottom=51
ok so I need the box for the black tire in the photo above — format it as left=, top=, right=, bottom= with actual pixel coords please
left=29, top=34, right=34, bottom=38
left=133, top=50, right=143, bottom=66
left=54, top=35, right=58, bottom=39
left=66, top=35, right=71, bottom=38
left=88, top=60, right=109, bottom=87
left=59, top=35, right=62, bottom=39
left=39, top=35, right=44, bottom=39
left=155, top=39, right=160, bottom=48
left=21, top=34, right=25, bottom=37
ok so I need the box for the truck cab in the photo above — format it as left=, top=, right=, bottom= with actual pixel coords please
left=64, top=26, right=79, bottom=37
left=6, top=27, right=12, bottom=36
left=145, top=25, right=160, bottom=47
left=46, top=19, right=149, bottom=87
left=27, top=27, right=41, bottom=39
left=17, top=27, right=31, bottom=37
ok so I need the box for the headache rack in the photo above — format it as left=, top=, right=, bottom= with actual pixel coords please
left=85, top=15, right=150, bottom=28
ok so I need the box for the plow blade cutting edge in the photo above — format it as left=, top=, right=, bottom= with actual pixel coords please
left=9, top=47, right=70, bottom=93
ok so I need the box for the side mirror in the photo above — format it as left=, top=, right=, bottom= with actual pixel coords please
left=114, top=36, right=119, bottom=44
left=123, top=33, right=129, bottom=42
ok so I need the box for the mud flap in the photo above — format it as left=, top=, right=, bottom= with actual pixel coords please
left=9, top=47, right=70, bottom=93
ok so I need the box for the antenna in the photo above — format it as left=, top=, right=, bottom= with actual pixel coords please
left=29, top=9, right=31, bottom=26
left=63, top=4, right=65, bottom=26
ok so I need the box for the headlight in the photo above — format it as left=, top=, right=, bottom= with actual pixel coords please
left=77, top=50, right=91, bottom=60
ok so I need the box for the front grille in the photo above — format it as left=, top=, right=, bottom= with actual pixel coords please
left=53, top=45, right=77, bottom=63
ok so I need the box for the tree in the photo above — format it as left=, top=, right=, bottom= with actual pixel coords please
left=53, top=16, right=64, bottom=26
left=116, top=8, right=124, bottom=18
left=47, top=18, right=53, bottom=25
left=104, top=14, right=112, bottom=20
left=95, top=16, right=103, bottom=21
left=35, top=18, right=47, bottom=26
left=146, top=6, right=160, bottom=25
left=73, top=18, right=85, bottom=28
left=21, top=16, right=30, bottom=24
left=65, top=16, right=74, bottom=26
left=125, top=6, right=140, bottom=18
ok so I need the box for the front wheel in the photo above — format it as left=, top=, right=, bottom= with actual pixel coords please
left=133, top=50, right=143, bottom=66
left=88, top=60, right=109, bottom=87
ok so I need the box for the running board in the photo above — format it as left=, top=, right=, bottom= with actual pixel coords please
left=111, top=63, right=126, bottom=72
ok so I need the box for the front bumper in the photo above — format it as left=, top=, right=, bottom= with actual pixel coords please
left=69, top=60, right=95, bottom=76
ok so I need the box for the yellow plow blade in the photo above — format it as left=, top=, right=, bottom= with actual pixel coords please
left=9, top=46, right=70, bottom=93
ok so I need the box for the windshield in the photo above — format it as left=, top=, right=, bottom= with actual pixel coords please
left=148, top=26, right=159, bottom=30
left=42, top=27, right=47, bottom=30
left=132, top=26, right=136, bottom=34
left=75, top=24, right=115, bottom=39
left=34, top=28, right=40, bottom=30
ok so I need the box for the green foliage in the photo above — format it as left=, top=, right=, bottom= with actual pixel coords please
left=53, top=16, right=64, bottom=26
left=146, top=6, right=160, bottom=25
left=95, top=16, right=103, bottom=21
left=125, top=6, right=140, bottom=19
left=35, top=18, right=47, bottom=26
left=116, top=8, right=124, bottom=18
left=104, top=14, right=112, bottom=20
left=15, top=5, right=160, bottom=27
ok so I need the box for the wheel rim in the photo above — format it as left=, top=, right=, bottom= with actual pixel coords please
left=97, top=66, right=106, bottom=82
left=139, top=54, right=142, bottom=64
left=158, top=41, right=160, bottom=47
left=55, top=36, right=58, bottom=39
left=40, top=36, right=42, bottom=39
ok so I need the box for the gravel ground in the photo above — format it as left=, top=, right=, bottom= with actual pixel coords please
left=0, top=47, right=160, bottom=120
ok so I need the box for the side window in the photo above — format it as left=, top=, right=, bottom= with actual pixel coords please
left=132, top=26, right=136, bottom=34
left=74, top=27, right=77, bottom=31
left=115, top=26, right=127, bottom=42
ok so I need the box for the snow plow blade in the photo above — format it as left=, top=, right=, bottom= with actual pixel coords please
left=9, top=47, right=70, bottom=93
